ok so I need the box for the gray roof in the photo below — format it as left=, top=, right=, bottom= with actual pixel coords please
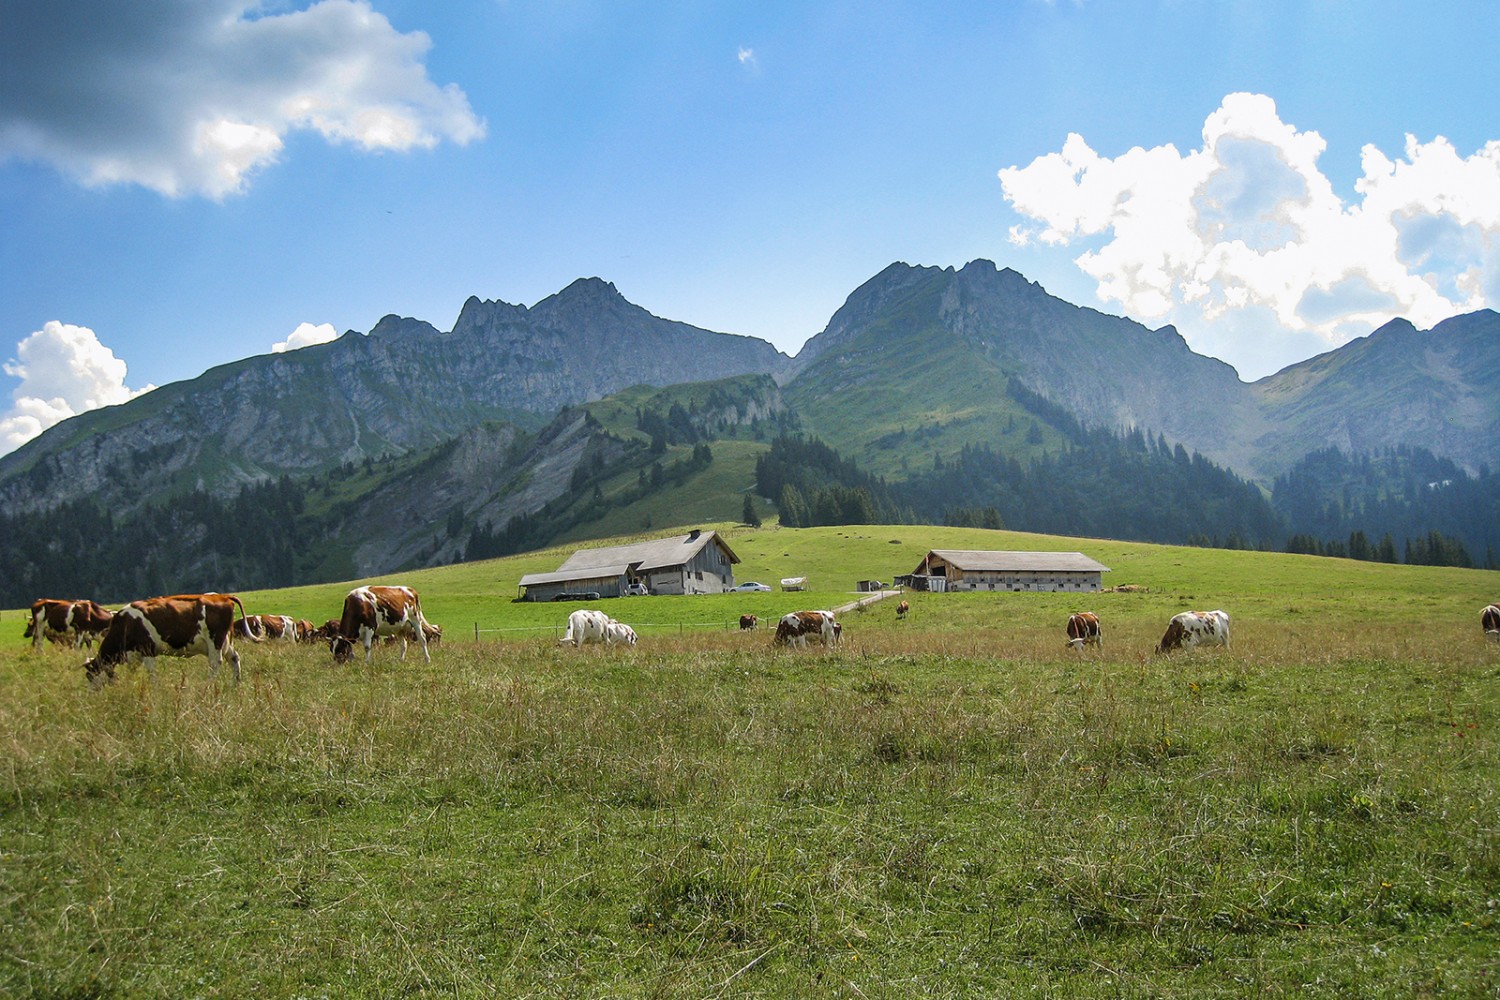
left=920, top=549, right=1110, bottom=573
left=518, top=530, right=740, bottom=589
left=517, top=566, right=630, bottom=587
left=556, top=530, right=739, bottom=574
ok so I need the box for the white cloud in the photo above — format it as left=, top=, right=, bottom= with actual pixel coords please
left=0, top=1, right=486, bottom=200
left=1, top=322, right=154, bottom=456
left=999, top=93, right=1500, bottom=378
left=272, top=321, right=338, bottom=353
left=737, top=46, right=758, bottom=70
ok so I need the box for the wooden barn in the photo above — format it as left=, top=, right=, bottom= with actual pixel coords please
left=517, top=529, right=741, bottom=601
left=905, top=549, right=1109, bottom=593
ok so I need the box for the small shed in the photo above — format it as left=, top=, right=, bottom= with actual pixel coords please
left=517, top=529, right=740, bottom=601
left=911, top=550, right=1109, bottom=593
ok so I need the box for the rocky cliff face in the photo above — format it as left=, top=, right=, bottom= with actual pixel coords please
left=1249, top=310, right=1500, bottom=478
left=0, top=279, right=792, bottom=516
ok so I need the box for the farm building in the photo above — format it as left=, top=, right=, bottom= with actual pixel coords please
left=517, top=529, right=741, bottom=601
left=903, top=550, right=1109, bottom=593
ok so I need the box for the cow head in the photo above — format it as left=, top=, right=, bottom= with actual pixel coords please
left=22, top=619, right=34, bottom=639
left=329, top=636, right=356, bottom=663
left=83, top=657, right=116, bottom=688
left=1154, top=620, right=1186, bottom=655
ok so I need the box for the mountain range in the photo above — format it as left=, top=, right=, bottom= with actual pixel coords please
left=1, top=260, right=1495, bottom=597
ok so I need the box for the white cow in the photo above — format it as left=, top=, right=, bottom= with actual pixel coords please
left=605, top=620, right=638, bottom=646
left=1155, top=610, right=1231, bottom=653
left=560, top=609, right=611, bottom=647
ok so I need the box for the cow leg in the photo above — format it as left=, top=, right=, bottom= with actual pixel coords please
left=226, top=647, right=241, bottom=682
left=398, top=635, right=408, bottom=661
left=414, top=621, right=431, bottom=663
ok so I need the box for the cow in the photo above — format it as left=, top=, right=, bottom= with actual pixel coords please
left=234, top=614, right=299, bottom=642
left=739, top=614, right=758, bottom=630
left=605, top=620, right=638, bottom=647
left=1483, top=604, right=1500, bottom=642
left=294, top=619, right=318, bottom=642
left=774, top=610, right=838, bottom=648
left=311, top=619, right=342, bottom=643
left=1155, top=610, right=1231, bottom=654
left=559, top=609, right=611, bottom=647
left=83, top=593, right=249, bottom=687
left=26, top=599, right=115, bottom=651
left=896, top=600, right=910, bottom=619
left=330, top=586, right=433, bottom=664
left=1065, top=611, right=1102, bottom=651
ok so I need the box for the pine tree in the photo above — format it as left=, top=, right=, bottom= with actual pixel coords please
left=742, top=493, right=761, bottom=528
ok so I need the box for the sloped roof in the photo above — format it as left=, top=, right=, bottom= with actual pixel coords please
left=919, top=550, right=1110, bottom=573
left=554, top=530, right=740, bottom=575
left=517, top=566, right=630, bottom=587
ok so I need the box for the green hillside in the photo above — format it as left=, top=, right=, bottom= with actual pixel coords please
left=16, top=520, right=1486, bottom=648
left=785, top=281, right=1066, bottom=478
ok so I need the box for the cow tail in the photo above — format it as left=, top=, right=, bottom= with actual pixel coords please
left=229, top=594, right=262, bottom=643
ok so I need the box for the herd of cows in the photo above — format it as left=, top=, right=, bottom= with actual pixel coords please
left=20, top=585, right=440, bottom=687
left=18, top=586, right=1500, bottom=686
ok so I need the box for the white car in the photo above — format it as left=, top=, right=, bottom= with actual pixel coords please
left=730, top=581, right=772, bottom=592
left=624, top=582, right=650, bottom=596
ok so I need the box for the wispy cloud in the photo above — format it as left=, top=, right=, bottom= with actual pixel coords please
left=1, top=322, right=154, bottom=455
left=0, top=0, right=486, bottom=199
left=737, top=46, right=759, bottom=71
left=1000, top=93, right=1500, bottom=377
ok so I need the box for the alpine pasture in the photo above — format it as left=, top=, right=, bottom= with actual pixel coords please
left=2, top=524, right=1497, bottom=997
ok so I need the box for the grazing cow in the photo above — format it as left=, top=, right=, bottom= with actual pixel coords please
left=294, top=619, right=318, bottom=642
left=330, top=586, right=432, bottom=664
left=83, top=593, right=248, bottom=687
left=896, top=600, right=910, bottom=619
left=234, top=614, right=298, bottom=642
left=559, top=608, right=611, bottom=647
left=311, top=619, right=342, bottom=642
left=739, top=614, right=758, bottom=630
left=1155, top=610, right=1231, bottom=654
left=605, top=620, right=638, bottom=647
left=26, top=599, right=115, bottom=651
left=1065, top=611, right=1102, bottom=651
left=1483, top=604, right=1500, bottom=641
left=774, top=610, right=838, bottom=648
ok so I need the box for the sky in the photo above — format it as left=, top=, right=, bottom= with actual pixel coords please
left=2, top=1, right=1498, bottom=455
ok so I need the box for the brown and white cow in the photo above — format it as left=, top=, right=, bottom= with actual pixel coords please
left=83, top=593, right=248, bottom=687
left=294, top=619, right=318, bottom=642
left=739, top=614, right=758, bottom=630
left=1155, top=610, right=1230, bottom=654
left=896, top=600, right=910, bottom=619
left=330, top=586, right=432, bottom=663
left=1482, top=604, right=1500, bottom=642
left=774, top=610, right=838, bottom=648
left=25, top=599, right=115, bottom=651
left=1065, top=611, right=1102, bottom=651
left=234, top=614, right=299, bottom=642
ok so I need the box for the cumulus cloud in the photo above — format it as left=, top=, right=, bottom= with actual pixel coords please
left=0, top=0, right=486, bottom=199
left=1, top=322, right=155, bottom=456
left=999, top=93, right=1500, bottom=378
left=272, top=321, right=338, bottom=353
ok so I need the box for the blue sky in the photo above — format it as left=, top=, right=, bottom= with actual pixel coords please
left=3, top=1, right=1498, bottom=453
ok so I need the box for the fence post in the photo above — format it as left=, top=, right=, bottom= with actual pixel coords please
left=474, top=622, right=479, bottom=642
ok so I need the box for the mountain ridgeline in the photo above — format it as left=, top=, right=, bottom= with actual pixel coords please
left=1, top=261, right=1496, bottom=603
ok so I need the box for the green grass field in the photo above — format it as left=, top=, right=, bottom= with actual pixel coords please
left=3, top=525, right=1498, bottom=997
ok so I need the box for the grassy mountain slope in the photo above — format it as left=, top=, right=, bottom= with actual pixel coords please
left=1251, top=309, right=1500, bottom=476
